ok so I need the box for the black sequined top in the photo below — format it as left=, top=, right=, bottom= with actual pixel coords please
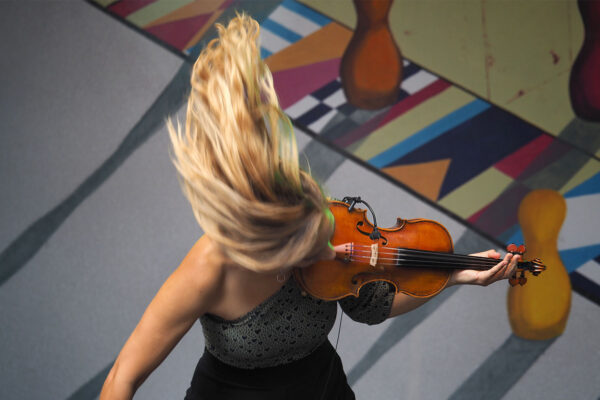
left=199, top=277, right=395, bottom=369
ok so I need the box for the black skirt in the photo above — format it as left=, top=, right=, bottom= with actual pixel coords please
left=184, top=340, right=356, bottom=400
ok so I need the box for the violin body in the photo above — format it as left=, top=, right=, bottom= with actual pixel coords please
left=294, top=199, right=545, bottom=301
left=294, top=200, right=454, bottom=300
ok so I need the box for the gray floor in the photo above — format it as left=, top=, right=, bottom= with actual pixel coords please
left=1, top=2, right=599, bottom=399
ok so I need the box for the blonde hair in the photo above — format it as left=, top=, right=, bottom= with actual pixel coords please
left=168, top=14, right=332, bottom=273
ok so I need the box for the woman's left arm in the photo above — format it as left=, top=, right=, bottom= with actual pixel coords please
left=388, top=250, right=520, bottom=318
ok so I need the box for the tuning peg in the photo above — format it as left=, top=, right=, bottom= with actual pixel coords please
left=518, top=276, right=528, bottom=286
left=518, top=271, right=527, bottom=286
left=507, top=243, right=527, bottom=255
left=509, top=274, right=519, bottom=287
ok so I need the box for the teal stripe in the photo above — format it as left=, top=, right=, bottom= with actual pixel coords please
left=262, top=18, right=302, bottom=43
left=504, top=227, right=524, bottom=249
left=448, top=334, right=555, bottom=400
left=281, top=0, right=331, bottom=26
left=564, top=171, right=600, bottom=198
left=260, top=47, right=272, bottom=59
left=560, top=244, right=600, bottom=273
left=505, top=230, right=600, bottom=273
left=0, top=64, right=192, bottom=286
left=369, top=99, right=491, bottom=168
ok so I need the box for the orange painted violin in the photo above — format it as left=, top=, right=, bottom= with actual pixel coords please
left=293, top=197, right=545, bottom=301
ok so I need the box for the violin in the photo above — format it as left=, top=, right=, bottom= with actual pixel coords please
left=293, top=197, right=546, bottom=301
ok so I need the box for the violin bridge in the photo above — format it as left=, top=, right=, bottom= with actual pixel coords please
left=370, top=243, right=378, bottom=267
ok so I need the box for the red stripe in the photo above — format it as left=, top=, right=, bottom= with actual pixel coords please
left=219, top=0, right=235, bottom=9
left=146, top=13, right=213, bottom=51
left=108, top=0, right=157, bottom=18
left=335, top=79, right=451, bottom=148
left=467, top=202, right=492, bottom=224
left=494, top=134, right=554, bottom=179
left=274, top=58, right=341, bottom=109
left=378, top=79, right=451, bottom=128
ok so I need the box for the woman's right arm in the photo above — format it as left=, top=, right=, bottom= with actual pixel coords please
left=100, top=237, right=224, bottom=400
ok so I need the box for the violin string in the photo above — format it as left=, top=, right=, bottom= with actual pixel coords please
left=346, top=244, right=507, bottom=264
left=344, top=248, right=502, bottom=266
left=347, top=243, right=501, bottom=260
left=342, top=245, right=524, bottom=268
left=347, top=254, right=499, bottom=265
left=346, top=246, right=477, bottom=260
left=349, top=254, right=499, bottom=267
left=344, top=255, right=536, bottom=272
left=352, top=258, right=493, bottom=269
left=344, top=250, right=499, bottom=264
left=347, top=256, right=495, bottom=270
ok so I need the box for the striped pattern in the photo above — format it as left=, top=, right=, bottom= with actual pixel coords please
left=368, top=99, right=491, bottom=169
left=285, top=60, right=440, bottom=138
left=259, top=0, right=330, bottom=58
left=97, top=0, right=330, bottom=58
left=94, top=0, right=600, bottom=344
left=285, top=52, right=600, bottom=290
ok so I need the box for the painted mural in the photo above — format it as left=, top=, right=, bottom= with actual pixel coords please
left=79, top=0, right=599, bottom=397
left=92, top=0, right=598, bottom=308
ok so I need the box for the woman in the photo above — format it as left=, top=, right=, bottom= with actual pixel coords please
left=99, top=14, right=519, bottom=400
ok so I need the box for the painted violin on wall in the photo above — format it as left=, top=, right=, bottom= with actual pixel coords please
left=293, top=197, right=545, bottom=301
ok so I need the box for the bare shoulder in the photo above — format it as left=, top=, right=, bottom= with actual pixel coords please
left=174, top=235, right=225, bottom=298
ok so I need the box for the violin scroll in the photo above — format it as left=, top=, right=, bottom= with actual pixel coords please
left=507, top=244, right=546, bottom=287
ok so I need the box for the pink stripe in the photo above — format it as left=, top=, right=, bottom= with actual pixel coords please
left=467, top=183, right=530, bottom=236
left=273, top=58, right=341, bottom=109
left=334, top=79, right=450, bottom=148
left=377, top=79, right=451, bottom=128
left=145, top=13, right=212, bottom=51
left=494, top=134, right=554, bottom=179
left=467, top=203, right=492, bottom=224
left=219, top=0, right=235, bottom=9
left=108, top=0, right=157, bottom=18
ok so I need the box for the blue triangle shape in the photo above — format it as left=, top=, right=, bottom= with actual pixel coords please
left=564, top=171, right=600, bottom=198
left=560, top=243, right=600, bottom=273
left=503, top=227, right=524, bottom=248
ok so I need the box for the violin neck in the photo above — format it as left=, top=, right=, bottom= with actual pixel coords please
left=391, top=247, right=498, bottom=270
left=338, top=243, right=528, bottom=270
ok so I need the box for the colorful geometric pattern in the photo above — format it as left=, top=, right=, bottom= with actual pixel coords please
left=93, top=0, right=600, bottom=304
left=302, top=0, right=585, bottom=149
left=106, top=0, right=232, bottom=54
left=274, top=21, right=600, bottom=304
left=95, top=0, right=330, bottom=59
left=258, top=0, right=330, bottom=59
left=285, top=61, right=445, bottom=139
